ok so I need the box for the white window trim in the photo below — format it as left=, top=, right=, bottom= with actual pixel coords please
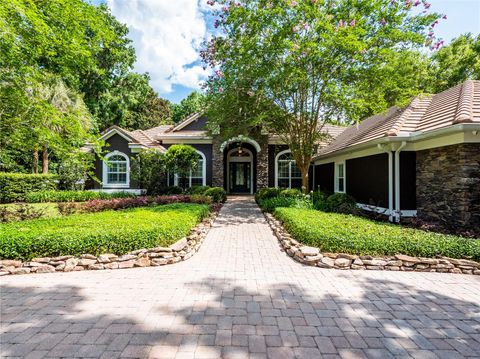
left=275, top=149, right=302, bottom=188
left=102, top=150, right=130, bottom=189
left=172, top=150, right=206, bottom=187
left=334, top=161, right=346, bottom=193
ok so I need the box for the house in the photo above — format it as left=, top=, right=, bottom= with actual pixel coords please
left=92, top=80, right=480, bottom=231
left=313, top=80, right=480, bottom=230
left=93, top=113, right=344, bottom=195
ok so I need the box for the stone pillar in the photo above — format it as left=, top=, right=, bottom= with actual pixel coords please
left=211, top=136, right=224, bottom=188
left=416, top=143, right=480, bottom=232
left=256, top=135, right=269, bottom=190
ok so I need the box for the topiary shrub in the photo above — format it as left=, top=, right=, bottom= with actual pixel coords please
left=255, top=187, right=281, bottom=202
left=279, top=188, right=302, bottom=198
left=205, top=187, right=227, bottom=203
left=0, top=173, right=57, bottom=203
left=24, top=190, right=136, bottom=203
left=187, top=185, right=211, bottom=195
left=258, top=196, right=312, bottom=213
left=325, top=193, right=356, bottom=213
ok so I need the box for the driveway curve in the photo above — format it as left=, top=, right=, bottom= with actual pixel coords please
left=1, top=196, right=479, bottom=359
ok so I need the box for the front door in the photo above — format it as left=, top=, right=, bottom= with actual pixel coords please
left=229, top=162, right=251, bottom=193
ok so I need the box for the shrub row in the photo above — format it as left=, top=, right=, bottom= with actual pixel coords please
left=25, top=190, right=136, bottom=203
left=0, top=203, right=211, bottom=261
left=274, top=208, right=480, bottom=261
left=0, top=173, right=57, bottom=203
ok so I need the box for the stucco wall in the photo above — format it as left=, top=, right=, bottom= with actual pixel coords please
left=416, top=143, right=480, bottom=231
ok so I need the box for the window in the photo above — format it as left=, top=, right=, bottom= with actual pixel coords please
left=103, top=151, right=129, bottom=188
left=276, top=151, right=302, bottom=189
left=169, top=151, right=206, bottom=187
left=335, top=162, right=345, bottom=193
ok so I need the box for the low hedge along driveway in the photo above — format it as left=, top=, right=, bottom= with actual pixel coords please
left=274, top=208, right=480, bottom=261
left=0, top=203, right=210, bottom=261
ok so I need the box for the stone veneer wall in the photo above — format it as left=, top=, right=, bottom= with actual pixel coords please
left=211, top=137, right=224, bottom=188
left=416, top=143, right=480, bottom=231
left=256, top=135, right=269, bottom=190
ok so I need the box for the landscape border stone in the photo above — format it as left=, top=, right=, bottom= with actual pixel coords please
left=263, top=212, right=480, bottom=276
left=0, top=211, right=218, bottom=276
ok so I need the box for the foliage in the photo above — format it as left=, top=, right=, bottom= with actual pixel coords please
left=57, top=202, right=80, bottom=216
left=162, top=186, right=184, bottom=195
left=0, top=204, right=46, bottom=223
left=311, top=190, right=329, bottom=211
left=187, top=185, right=211, bottom=195
left=202, top=0, right=443, bottom=192
left=130, top=149, right=166, bottom=195
left=258, top=197, right=312, bottom=213
left=56, top=152, right=96, bottom=190
left=0, top=204, right=210, bottom=260
left=172, top=92, right=206, bottom=123
left=204, top=187, right=227, bottom=203
left=0, top=173, right=57, bottom=203
left=274, top=208, right=480, bottom=261
left=255, top=188, right=282, bottom=202
left=280, top=188, right=302, bottom=198
left=24, top=190, right=135, bottom=203
left=325, top=193, right=357, bottom=213
left=164, top=145, right=200, bottom=190
left=427, top=33, right=480, bottom=93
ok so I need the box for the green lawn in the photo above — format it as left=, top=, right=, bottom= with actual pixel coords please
left=1, top=202, right=63, bottom=219
left=274, top=208, right=480, bottom=261
left=0, top=203, right=210, bottom=261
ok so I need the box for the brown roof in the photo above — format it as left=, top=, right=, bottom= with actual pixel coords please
left=127, top=129, right=166, bottom=151
left=316, top=80, right=480, bottom=157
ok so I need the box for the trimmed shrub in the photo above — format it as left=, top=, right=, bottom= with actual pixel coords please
left=255, top=187, right=281, bottom=202
left=274, top=207, right=480, bottom=261
left=25, top=190, right=136, bottom=203
left=279, top=188, right=302, bottom=198
left=258, top=197, right=312, bottom=213
left=164, top=186, right=183, bottom=195
left=0, top=173, right=57, bottom=203
left=187, top=185, right=211, bottom=195
left=205, top=187, right=227, bottom=203
left=312, top=190, right=329, bottom=211
left=0, top=204, right=210, bottom=260
left=325, top=193, right=356, bottom=213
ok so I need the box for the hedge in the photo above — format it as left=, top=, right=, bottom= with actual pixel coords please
left=274, top=208, right=480, bottom=261
left=25, top=190, right=135, bottom=203
left=0, top=203, right=210, bottom=260
left=0, top=173, right=57, bottom=203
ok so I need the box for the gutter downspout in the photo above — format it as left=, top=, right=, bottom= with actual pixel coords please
left=394, top=141, right=407, bottom=223
left=377, top=144, right=394, bottom=222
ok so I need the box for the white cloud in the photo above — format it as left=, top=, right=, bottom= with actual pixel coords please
left=106, top=0, right=211, bottom=94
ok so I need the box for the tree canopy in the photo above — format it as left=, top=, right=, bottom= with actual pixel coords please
left=172, top=91, right=206, bottom=123
left=202, top=0, right=445, bottom=190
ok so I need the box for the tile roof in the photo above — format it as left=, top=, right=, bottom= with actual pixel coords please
left=317, top=80, right=480, bottom=157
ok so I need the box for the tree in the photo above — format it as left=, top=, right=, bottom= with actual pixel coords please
left=130, top=149, right=166, bottom=195
left=164, top=145, right=200, bottom=191
left=202, top=0, right=444, bottom=191
left=172, top=91, right=206, bottom=123
left=427, top=33, right=480, bottom=93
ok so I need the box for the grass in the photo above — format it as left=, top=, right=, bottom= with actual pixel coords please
left=274, top=207, right=480, bottom=261
left=0, top=203, right=210, bottom=261
left=0, top=202, right=63, bottom=219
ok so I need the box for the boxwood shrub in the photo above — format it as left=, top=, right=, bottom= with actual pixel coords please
left=205, top=187, right=227, bottom=203
left=25, top=190, right=135, bottom=203
left=0, top=173, right=57, bottom=203
left=0, top=203, right=210, bottom=260
left=274, top=208, right=480, bottom=261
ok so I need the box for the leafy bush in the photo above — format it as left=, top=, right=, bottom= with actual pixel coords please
left=311, top=190, right=329, bottom=211
left=0, top=173, right=57, bottom=203
left=25, top=190, right=136, bottom=203
left=164, top=186, right=183, bottom=195
left=205, top=187, right=227, bottom=203
left=187, top=185, right=211, bottom=195
left=279, top=188, right=302, bottom=198
left=255, top=187, right=281, bottom=202
left=0, top=204, right=210, bottom=260
left=130, top=149, right=166, bottom=195
left=258, top=197, right=312, bottom=213
left=190, top=194, right=213, bottom=205
left=57, top=202, right=80, bottom=216
left=274, top=208, right=480, bottom=261
left=0, top=204, right=46, bottom=222
left=325, top=193, right=356, bottom=213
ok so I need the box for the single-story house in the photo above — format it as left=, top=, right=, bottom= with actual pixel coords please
left=91, top=80, right=480, bottom=230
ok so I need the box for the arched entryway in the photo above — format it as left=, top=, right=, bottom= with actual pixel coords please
left=223, top=141, right=259, bottom=194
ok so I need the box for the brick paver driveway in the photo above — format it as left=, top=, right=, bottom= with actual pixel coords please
left=1, top=196, right=480, bottom=359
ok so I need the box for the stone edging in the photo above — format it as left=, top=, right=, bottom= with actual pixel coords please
left=264, top=212, right=480, bottom=276
left=0, top=212, right=218, bottom=276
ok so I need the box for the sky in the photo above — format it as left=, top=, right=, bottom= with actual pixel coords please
left=93, top=0, right=480, bottom=103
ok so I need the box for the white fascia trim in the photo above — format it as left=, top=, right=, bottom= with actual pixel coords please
left=357, top=203, right=417, bottom=217
left=171, top=113, right=201, bottom=132
left=100, top=128, right=133, bottom=142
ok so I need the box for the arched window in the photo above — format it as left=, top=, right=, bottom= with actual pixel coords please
left=275, top=150, right=302, bottom=189
left=169, top=150, right=206, bottom=187
left=103, top=151, right=129, bottom=188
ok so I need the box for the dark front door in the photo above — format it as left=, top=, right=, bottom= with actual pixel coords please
left=229, top=162, right=251, bottom=193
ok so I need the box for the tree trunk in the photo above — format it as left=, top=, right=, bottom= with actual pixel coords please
left=300, top=166, right=309, bottom=194
left=42, top=145, right=49, bottom=174
left=32, top=149, right=39, bottom=174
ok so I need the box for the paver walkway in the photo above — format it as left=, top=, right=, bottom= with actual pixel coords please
left=1, top=196, right=480, bottom=359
